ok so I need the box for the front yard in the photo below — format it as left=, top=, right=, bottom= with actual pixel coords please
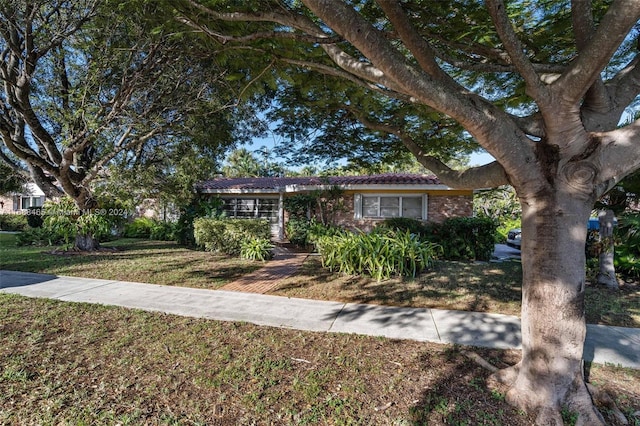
left=0, top=235, right=262, bottom=289
left=1, top=234, right=639, bottom=424
left=2, top=234, right=638, bottom=328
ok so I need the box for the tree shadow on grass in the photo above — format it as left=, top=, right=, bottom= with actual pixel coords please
left=274, top=257, right=523, bottom=316
left=408, top=344, right=535, bottom=425
left=2, top=239, right=261, bottom=287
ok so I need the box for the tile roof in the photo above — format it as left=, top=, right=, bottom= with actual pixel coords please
left=196, top=173, right=443, bottom=191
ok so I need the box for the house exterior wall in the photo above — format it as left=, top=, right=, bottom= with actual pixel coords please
left=0, top=195, right=15, bottom=214
left=200, top=186, right=473, bottom=240
left=0, top=183, right=49, bottom=215
left=327, top=190, right=472, bottom=232
left=427, top=192, right=474, bottom=223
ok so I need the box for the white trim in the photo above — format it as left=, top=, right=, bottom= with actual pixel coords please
left=356, top=193, right=427, bottom=220
left=353, top=194, right=362, bottom=219
left=277, top=192, right=285, bottom=241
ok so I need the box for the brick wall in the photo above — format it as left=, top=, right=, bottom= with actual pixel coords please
left=318, top=192, right=473, bottom=231
left=427, top=194, right=473, bottom=223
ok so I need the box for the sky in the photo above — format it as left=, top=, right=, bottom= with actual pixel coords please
left=243, top=134, right=496, bottom=170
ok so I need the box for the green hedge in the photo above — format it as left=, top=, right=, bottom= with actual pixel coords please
left=428, top=216, right=497, bottom=262
left=123, top=217, right=177, bottom=241
left=194, top=218, right=271, bottom=256
left=0, top=214, right=28, bottom=232
left=124, top=217, right=155, bottom=238
left=378, top=216, right=497, bottom=262
left=285, top=217, right=312, bottom=247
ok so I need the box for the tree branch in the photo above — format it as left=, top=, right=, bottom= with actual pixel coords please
left=279, top=57, right=412, bottom=102
left=571, top=0, right=611, bottom=115
left=485, top=0, right=549, bottom=104
left=433, top=45, right=566, bottom=74
left=375, top=1, right=455, bottom=85
left=608, top=54, right=640, bottom=114
left=175, top=15, right=341, bottom=45
left=354, top=111, right=509, bottom=189
left=553, top=0, right=640, bottom=104
left=182, top=0, right=323, bottom=36
left=595, top=119, right=640, bottom=195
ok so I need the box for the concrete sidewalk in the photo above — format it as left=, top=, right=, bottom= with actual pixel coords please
left=1, top=269, right=638, bottom=369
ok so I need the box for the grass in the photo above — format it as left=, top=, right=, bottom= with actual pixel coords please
left=1, top=233, right=639, bottom=424
left=273, top=255, right=640, bottom=328
left=0, top=234, right=262, bottom=289
left=1, top=294, right=639, bottom=425
left=1, top=233, right=639, bottom=327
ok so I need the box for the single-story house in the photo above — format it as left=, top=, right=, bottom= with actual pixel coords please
left=0, top=183, right=47, bottom=215
left=195, top=173, right=473, bottom=241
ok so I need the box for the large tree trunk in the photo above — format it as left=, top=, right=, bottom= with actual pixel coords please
left=492, top=191, right=606, bottom=425
left=597, top=209, right=618, bottom=290
left=73, top=190, right=101, bottom=252
left=75, top=233, right=100, bottom=251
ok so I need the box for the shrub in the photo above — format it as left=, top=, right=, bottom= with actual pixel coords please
left=194, top=218, right=271, bottom=256
left=286, top=217, right=312, bottom=247
left=378, top=217, right=427, bottom=236
left=240, top=238, right=274, bottom=261
left=124, top=217, right=155, bottom=238
left=0, top=214, right=28, bottom=231
left=25, top=207, right=44, bottom=228
left=307, top=221, right=342, bottom=246
left=315, top=229, right=440, bottom=280
left=45, top=197, right=115, bottom=243
left=40, top=198, right=78, bottom=246
left=175, top=197, right=224, bottom=246
left=614, top=213, right=640, bottom=278
left=14, top=226, right=56, bottom=246
left=15, top=198, right=117, bottom=247
left=426, top=216, right=497, bottom=261
left=150, top=220, right=177, bottom=241
left=123, top=217, right=177, bottom=241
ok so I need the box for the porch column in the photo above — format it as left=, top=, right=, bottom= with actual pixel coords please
left=277, top=189, right=285, bottom=242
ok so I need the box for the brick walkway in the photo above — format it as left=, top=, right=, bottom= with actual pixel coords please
left=220, top=247, right=309, bottom=294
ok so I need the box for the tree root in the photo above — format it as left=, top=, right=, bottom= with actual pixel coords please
left=586, top=383, right=628, bottom=425
left=460, top=352, right=626, bottom=425
left=461, top=350, right=498, bottom=373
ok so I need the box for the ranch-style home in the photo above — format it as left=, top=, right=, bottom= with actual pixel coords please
left=195, top=173, right=473, bottom=241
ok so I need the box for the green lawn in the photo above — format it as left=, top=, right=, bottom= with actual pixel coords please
left=1, top=233, right=639, bottom=327
left=1, top=233, right=639, bottom=424
left=0, top=234, right=261, bottom=289
left=2, top=294, right=639, bottom=425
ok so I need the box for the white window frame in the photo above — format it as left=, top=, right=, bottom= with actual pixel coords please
left=354, top=193, right=428, bottom=220
left=19, top=195, right=44, bottom=210
left=222, top=197, right=279, bottom=222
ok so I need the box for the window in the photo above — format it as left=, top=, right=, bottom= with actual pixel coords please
left=20, top=196, right=44, bottom=210
left=222, top=198, right=279, bottom=222
left=356, top=194, right=426, bottom=220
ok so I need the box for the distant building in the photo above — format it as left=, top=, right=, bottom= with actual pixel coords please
left=0, top=183, right=47, bottom=214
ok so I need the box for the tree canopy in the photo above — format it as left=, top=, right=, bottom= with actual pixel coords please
left=174, top=0, right=639, bottom=189
left=172, top=1, right=640, bottom=424
left=0, top=0, right=264, bottom=247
